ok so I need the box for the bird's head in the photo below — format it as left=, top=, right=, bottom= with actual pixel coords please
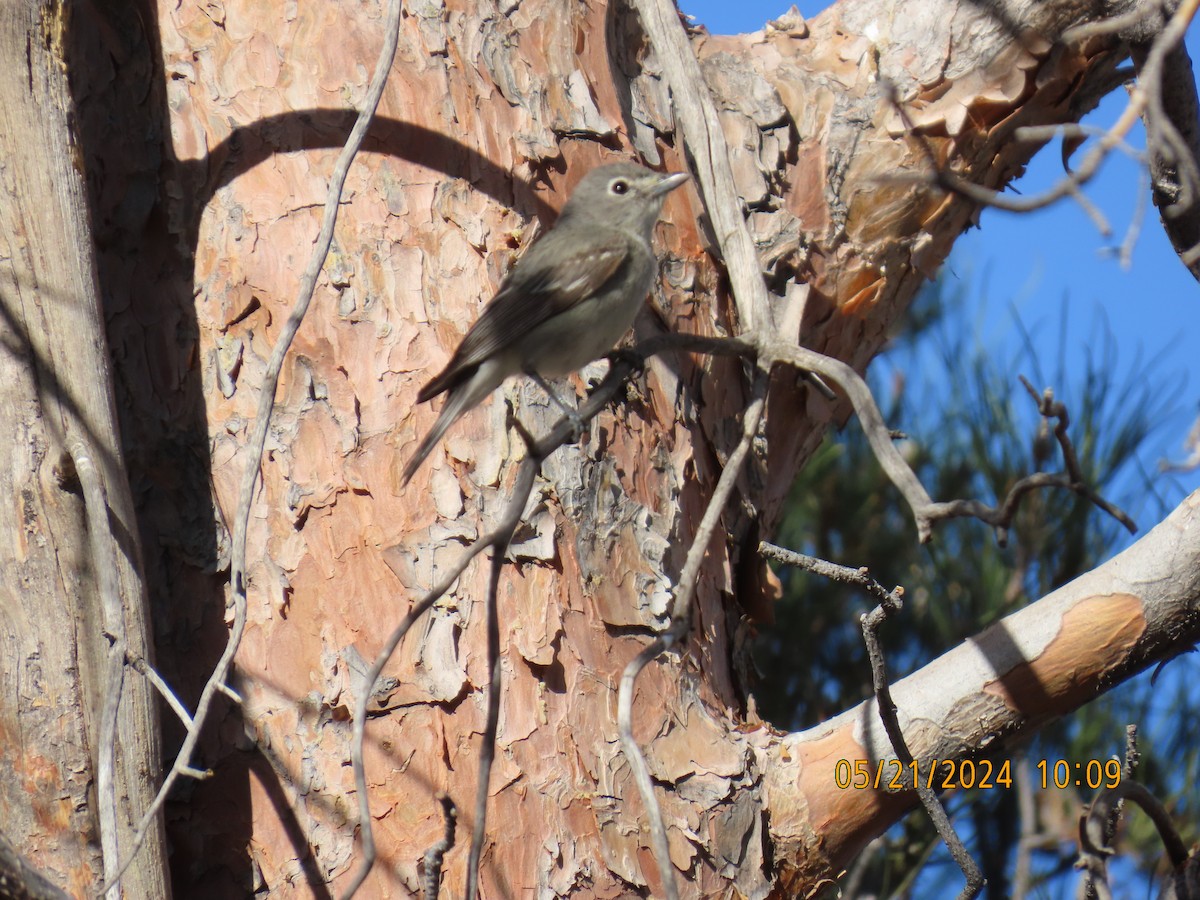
left=557, top=162, right=689, bottom=235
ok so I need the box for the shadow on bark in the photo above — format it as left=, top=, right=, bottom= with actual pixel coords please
left=67, top=0, right=554, bottom=892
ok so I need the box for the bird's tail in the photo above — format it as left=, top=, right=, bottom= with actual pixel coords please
left=401, top=388, right=470, bottom=485
left=401, top=361, right=502, bottom=484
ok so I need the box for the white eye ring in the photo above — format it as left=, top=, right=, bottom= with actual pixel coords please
left=610, top=179, right=629, bottom=195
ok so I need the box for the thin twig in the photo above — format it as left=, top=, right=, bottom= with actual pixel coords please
left=753, top=336, right=1134, bottom=549
left=342, top=348, right=684, bottom=897
left=879, top=0, right=1199, bottom=234
left=617, top=366, right=769, bottom=899
left=765, top=541, right=984, bottom=894
left=101, top=0, right=404, bottom=891
left=759, top=542, right=901, bottom=607
left=1081, top=726, right=1142, bottom=900
left=1017, top=376, right=1137, bottom=534
left=1012, top=759, right=1038, bottom=900
left=860, top=592, right=984, bottom=898
left=465, top=528, right=508, bottom=900
left=1113, top=166, right=1150, bottom=269
left=68, top=439, right=125, bottom=898
left=761, top=338, right=937, bottom=540
left=125, top=652, right=194, bottom=729
left=1121, top=724, right=1140, bottom=778
left=1127, top=0, right=1200, bottom=277
left=616, top=640, right=679, bottom=899
left=841, top=836, right=885, bottom=900
left=760, top=337, right=1134, bottom=548
left=630, top=0, right=773, bottom=335
left=1011, top=124, right=1144, bottom=164
left=1062, top=4, right=1162, bottom=42
left=1065, top=181, right=1112, bottom=237
left=1078, top=779, right=1190, bottom=899
left=340, top=563, right=470, bottom=899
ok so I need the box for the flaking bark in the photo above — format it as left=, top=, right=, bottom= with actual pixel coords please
left=3, top=0, right=1194, bottom=896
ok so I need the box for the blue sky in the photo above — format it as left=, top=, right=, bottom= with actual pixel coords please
left=679, top=4, right=1200, bottom=895
left=680, top=0, right=1200, bottom=519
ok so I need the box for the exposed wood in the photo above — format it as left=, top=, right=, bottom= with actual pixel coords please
left=123, top=0, right=1140, bottom=894
left=0, top=0, right=169, bottom=896
left=763, top=490, right=1200, bottom=890
left=2, top=0, right=1185, bottom=895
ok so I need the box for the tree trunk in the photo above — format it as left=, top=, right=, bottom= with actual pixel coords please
left=0, top=0, right=169, bottom=896
left=3, top=0, right=1194, bottom=896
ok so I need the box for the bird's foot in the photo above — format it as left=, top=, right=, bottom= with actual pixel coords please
left=564, top=408, right=585, bottom=444
left=606, top=347, right=645, bottom=377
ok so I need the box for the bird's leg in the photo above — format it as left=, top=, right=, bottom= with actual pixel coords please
left=526, top=370, right=585, bottom=442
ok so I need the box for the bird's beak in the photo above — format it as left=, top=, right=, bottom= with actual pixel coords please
left=650, top=172, right=690, bottom=197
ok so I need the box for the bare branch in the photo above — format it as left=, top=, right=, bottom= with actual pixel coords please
left=860, top=597, right=984, bottom=898
left=759, top=542, right=901, bottom=608
left=765, top=541, right=984, bottom=895
left=765, top=540, right=986, bottom=894
left=101, top=0, right=405, bottom=890
left=1129, top=0, right=1200, bottom=278
left=882, top=75, right=1135, bottom=226
left=340, top=566, right=467, bottom=899
left=768, top=335, right=1136, bottom=544
left=1062, top=5, right=1163, bottom=42
left=841, top=837, right=886, bottom=900
left=1012, top=760, right=1038, bottom=900
left=465, top=529, right=506, bottom=900
left=617, top=367, right=769, bottom=899
left=125, top=652, right=194, bottom=729
left=1080, top=727, right=1142, bottom=900
left=629, top=0, right=773, bottom=335
left=615, top=640, right=678, bottom=900
left=1078, top=779, right=1190, bottom=898
left=761, top=338, right=938, bottom=540
left=1017, top=376, right=1137, bottom=534
left=1011, top=124, right=1144, bottom=165
left=1112, top=166, right=1150, bottom=269
left=1105, top=726, right=1139, bottom=853
left=882, top=0, right=1200, bottom=272
left=66, top=439, right=125, bottom=898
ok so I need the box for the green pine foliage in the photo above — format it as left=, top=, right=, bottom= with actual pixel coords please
left=753, top=276, right=1196, bottom=897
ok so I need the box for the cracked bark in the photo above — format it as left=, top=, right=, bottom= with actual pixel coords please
left=3, top=0, right=1196, bottom=896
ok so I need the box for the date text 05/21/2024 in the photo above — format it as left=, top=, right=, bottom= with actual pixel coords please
left=833, top=758, right=1124, bottom=791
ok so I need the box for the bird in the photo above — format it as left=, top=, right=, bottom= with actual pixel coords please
left=402, top=162, right=689, bottom=483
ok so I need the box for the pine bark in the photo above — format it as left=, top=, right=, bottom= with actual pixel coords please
left=3, top=0, right=1195, bottom=897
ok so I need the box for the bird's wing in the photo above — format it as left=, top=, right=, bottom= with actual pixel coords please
left=417, top=228, right=633, bottom=401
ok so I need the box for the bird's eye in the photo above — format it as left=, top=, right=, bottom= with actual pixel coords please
left=610, top=179, right=629, bottom=195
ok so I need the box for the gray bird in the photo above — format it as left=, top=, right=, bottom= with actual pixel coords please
left=402, top=162, right=689, bottom=483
